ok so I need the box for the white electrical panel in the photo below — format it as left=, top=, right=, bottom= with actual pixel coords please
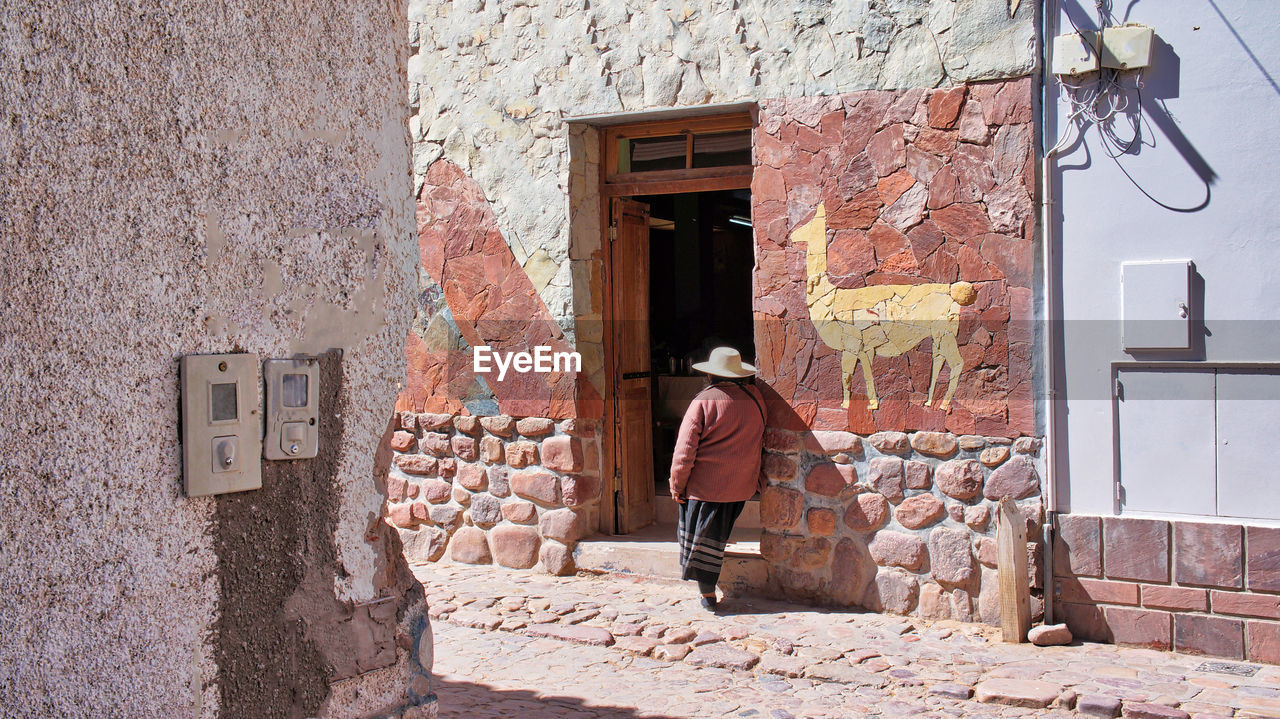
left=181, top=353, right=262, bottom=497
left=264, top=357, right=320, bottom=460
left=1102, top=25, right=1154, bottom=70
left=1121, top=260, right=1193, bottom=351
left=1052, top=31, right=1099, bottom=76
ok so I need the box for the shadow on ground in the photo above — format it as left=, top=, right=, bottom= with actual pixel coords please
left=714, top=595, right=876, bottom=620
left=433, top=677, right=677, bottom=719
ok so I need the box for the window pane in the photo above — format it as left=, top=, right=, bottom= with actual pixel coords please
left=692, top=130, right=752, bottom=168
left=281, top=374, right=308, bottom=408
left=210, top=382, right=238, bottom=422
left=621, top=135, right=686, bottom=172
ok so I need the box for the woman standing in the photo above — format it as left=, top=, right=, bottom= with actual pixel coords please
left=669, top=346, right=767, bottom=611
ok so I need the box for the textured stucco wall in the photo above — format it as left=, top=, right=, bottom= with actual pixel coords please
left=0, top=1, right=416, bottom=716
left=407, top=0, right=1037, bottom=330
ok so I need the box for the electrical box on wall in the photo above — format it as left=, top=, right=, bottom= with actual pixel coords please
left=1101, top=25, right=1154, bottom=70
left=263, top=357, right=320, bottom=460
left=1121, top=260, right=1193, bottom=351
left=180, top=353, right=262, bottom=497
left=1052, top=31, right=1099, bottom=76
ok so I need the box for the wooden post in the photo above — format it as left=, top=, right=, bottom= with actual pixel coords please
left=997, top=496, right=1031, bottom=643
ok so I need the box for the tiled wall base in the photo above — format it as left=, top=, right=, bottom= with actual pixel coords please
left=1055, top=514, right=1280, bottom=664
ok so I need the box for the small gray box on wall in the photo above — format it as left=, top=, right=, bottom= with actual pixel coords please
left=1122, top=260, right=1192, bottom=351
left=263, top=357, right=320, bottom=460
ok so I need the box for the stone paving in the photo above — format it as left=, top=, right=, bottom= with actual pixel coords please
left=419, top=563, right=1280, bottom=719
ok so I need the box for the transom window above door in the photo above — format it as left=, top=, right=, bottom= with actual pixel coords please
left=605, top=114, right=753, bottom=182
left=601, top=113, right=754, bottom=196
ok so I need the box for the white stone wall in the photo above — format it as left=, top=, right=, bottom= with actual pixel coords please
left=408, top=0, right=1037, bottom=328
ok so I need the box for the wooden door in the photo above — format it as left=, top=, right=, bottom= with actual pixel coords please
left=610, top=198, right=656, bottom=534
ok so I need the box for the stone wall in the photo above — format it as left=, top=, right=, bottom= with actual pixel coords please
left=404, top=159, right=600, bottom=420
left=1055, top=515, right=1280, bottom=664
left=753, top=78, right=1035, bottom=438
left=760, top=428, right=1044, bottom=622
left=402, top=3, right=1041, bottom=631
left=387, top=412, right=603, bottom=574
left=407, top=0, right=1037, bottom=330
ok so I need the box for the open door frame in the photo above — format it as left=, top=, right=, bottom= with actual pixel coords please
left=596, top=112, right=756, bottom=537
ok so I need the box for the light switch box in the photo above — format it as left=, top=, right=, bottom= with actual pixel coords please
left=1053, top=31, right=1099, bottom=76
left=181, top=353, right=262, bottom=497
left=1101, top=25, right=1154, bottom=70
left=1122, top=260, right=1193, bottom=351
left=264, top=357, right=319, bottom=460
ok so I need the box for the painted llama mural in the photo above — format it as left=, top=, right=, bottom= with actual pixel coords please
left=799, top=204, right=976, bottom=411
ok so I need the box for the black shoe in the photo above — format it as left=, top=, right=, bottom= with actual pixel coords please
left=700, top=596, right=718, bottom=611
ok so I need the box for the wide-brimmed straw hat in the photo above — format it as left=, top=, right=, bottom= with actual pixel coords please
left=691, top=346, right=757, bottom=378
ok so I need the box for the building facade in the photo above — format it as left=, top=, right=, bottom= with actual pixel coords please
left=1049, top=0, right=1280, bottom=664
left=395, top=0, right=1280, bottom=667
left=395, top=0, right=1047, bottom=627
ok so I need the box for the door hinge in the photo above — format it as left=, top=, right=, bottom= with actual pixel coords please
left=608, top=225, right=617, bottom=243
left=1113, top=378, right=1124, bottom=400
left=613, top=468, right=622, bottom=491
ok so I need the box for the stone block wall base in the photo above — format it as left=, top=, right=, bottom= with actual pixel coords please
left=1055, top=513, right=1280, bottom=664
left=385, top=413, right=603, bottom=577
left=758, top=428, right=1044, bottom=626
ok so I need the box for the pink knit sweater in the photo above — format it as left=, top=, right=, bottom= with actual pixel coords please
left=668, top=382, right=767, bottom=502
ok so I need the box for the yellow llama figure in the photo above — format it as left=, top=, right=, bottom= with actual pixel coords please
left=797, top=204, right=977, bottom=411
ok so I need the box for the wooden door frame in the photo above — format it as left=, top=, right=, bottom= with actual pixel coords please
left=597, top=113, right=755, bottom=536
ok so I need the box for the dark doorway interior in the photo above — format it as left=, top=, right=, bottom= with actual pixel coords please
left=637, top=189, right=755, bottom=495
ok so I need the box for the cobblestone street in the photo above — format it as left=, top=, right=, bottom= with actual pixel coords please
left=421, top=563, right=1280, bottom=719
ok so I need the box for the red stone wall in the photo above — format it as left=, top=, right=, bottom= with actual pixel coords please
left=395, top=162, right=609, bottom=572
left=1055, top=515, right=1280, bottom=664
left=743, top=80, right=1045, bottom=622
left=751, top=79, right=1035, bottom=438
left=404, top=160, right=598, bottom=419
left=399, top=81, right=1050, bottom=620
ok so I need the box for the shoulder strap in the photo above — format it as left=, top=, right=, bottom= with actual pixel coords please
left=708, top=381, right=767, bottom=424
left=739, top=384, right=767, bottom=425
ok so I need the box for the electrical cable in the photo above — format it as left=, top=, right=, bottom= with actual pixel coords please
left=1097, top=119, right=1211, bottom=213
left=1054, top=9, right=1209, bottom=213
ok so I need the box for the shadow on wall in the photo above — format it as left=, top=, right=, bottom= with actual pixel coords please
left=1204, top=0, right=1280, bottom=98
left=213, top=351, right=431, bottom=717
left=1058, top=0, right=1216, bottom=212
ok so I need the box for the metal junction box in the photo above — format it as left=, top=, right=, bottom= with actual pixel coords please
left=263, top=357, right=320, bottom=460
left=1121, top=260, right=1193, bottom=351
left=1101, top=25, right=1154, bottom=70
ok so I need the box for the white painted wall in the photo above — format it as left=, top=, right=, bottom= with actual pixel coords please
left=1053, top=0, right=1280, bottom=517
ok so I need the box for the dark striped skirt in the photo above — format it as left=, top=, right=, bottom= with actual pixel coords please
left=677, top=499, right=745, bottom=589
